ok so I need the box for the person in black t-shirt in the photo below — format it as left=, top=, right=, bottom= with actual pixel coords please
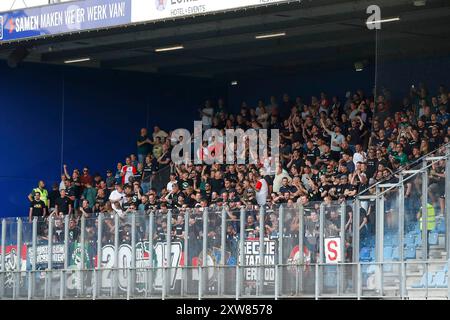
left=142, top=155, right=157, bottom=194
left=48, top=183, right=60, bottom=212
left=29, top=192, right=47, bottom=222
left=172, top=215, right=185, bottom=241
left=55, top=189, right=72, bottom=217
left=428, top=126, right=444, bottom=151
left=305, top=141, right=320, bottom=166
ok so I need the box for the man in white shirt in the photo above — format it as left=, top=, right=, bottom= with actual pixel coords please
left=109, top=183, right=125, bottom=206
left=320, top=118, right=345, bottom=161
left=153, top=125, right=169, bottom=142
left=121, top=157, right=137, bottom=185
left=255, top=172, right=269, bottom=207
left=273, top=164, right=291, bottom=193
left=166, top=173, right=178, bottom=193
left=353, top=144, right=367, bottom=167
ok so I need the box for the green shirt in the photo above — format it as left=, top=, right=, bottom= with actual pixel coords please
left=394, top=152, right=408, bottom=165
left=82, top=187, right=97, bottom=208
left=137, top=135, right=150, bottom=156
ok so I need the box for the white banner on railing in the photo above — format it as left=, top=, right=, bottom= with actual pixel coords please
left=324, top=238, right=341, bottom=264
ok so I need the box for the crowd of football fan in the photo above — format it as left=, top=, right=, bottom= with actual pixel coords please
left=27, top=83, right=450, bottom=262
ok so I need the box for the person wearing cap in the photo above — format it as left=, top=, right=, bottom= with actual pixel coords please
left=105, top=169, right=115, bottom=191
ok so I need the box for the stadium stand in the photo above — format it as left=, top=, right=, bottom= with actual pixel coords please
left=30, top=83, right=449, bottom=246
left=1, top=0, right=450, bottom=301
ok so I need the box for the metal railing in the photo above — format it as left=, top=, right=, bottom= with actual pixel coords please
left=0, top=144, right=448, bottom=300
left=1, top=261, right=449, bottom=300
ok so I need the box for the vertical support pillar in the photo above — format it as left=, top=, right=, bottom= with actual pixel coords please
left=339, top=202, right=346, bottom=295
left=130, top=213, right=136, bottom=297
left=182, top=209, right=189, bottom=297
left=166, top=209, right=172, bottom=298
left=220, top=207, right=226, bottom=296
left=148, top=211, right=154, bottom=297
left=237, top=206, right=245, bottom=299
left=80, top=215, right=85, bottom=296
left=0, top=219, right=6, bottom=298
left=353, top=200, right=360, bottom=295
left=62, top=214, right=69, bottom=299
left=278, top=205, right=284, bottom=297
left=318, top=203, right=325, bottom=296
left=444, top=145, right=450, bottom=259
left=319, top=203, right=325, bottom=264
left=298, top=205, right=304, bottom=295
left=421, top=159, right=429, bottom=260
left=398, top=175, right=406, bottom=299
left=201, top=208, right=208, bottom=299
left=47, top=216, right=53, bottom=269
left=113, top=213, right=119, bottom=297
left=353, top=200, right=360, bottom=262
left=47, top=215, right=53, bottom=298
left=315, top=263, right=319, bottom=300
left=375, top=186, right=385, bottom=295
left=15, top=218, right=22, bottom=299
left=96, top=213, right=103, bottom=297
left=258, top=206, right=265, bottom=296
left=30, top=217, right=38, bottom=299
left=357, top=262, right=361, bottom=300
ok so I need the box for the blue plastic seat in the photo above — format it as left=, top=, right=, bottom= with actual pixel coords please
left=392, top=246, right=400, bottom=260
left=360, top=247, right=371, bottom=261
left=411, top=222, right=420, bottom=235
left=412, top=272, right=433, bottom=288
left=405, top=246, right=416, bottom=259
left=434, top=271, right=448, bottom=288
left=391, top=234, right=399, bottom=245
left=383, top=246, right=393, bottom=260
left=369, top=248, right=376, bottom=261
left=437, top=220, right=446, bottom=234
left=384, top=235, right=393, bottom=246
left=405, top=233, right=415, bottom=247
left=428, top=272, right=436, bottom=288
left=324, top=270, right=337, bottom=288
left=415, top=234, right=422, bottom=247
left=429, top=232, right=439, bottom=245
left=383, top=264, right=393, bottom=273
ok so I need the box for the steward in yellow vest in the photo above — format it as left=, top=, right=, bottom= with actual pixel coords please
left=28, top=180, right=49, bottom=207
left=417, top=203, right=436, bottom=231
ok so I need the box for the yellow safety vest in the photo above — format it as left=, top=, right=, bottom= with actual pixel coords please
left=33, top=188, right=49, bottom=207
left=419, top=203, right=436, bottom=231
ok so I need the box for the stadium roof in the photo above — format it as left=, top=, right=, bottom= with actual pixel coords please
left=1, top=0, right=450, bottom=79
